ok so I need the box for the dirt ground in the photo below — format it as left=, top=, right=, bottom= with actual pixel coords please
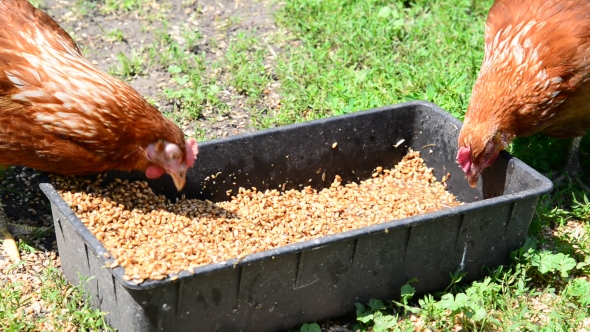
left=46, top=0, right=283, bottom=138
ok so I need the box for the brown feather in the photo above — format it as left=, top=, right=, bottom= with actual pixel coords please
left=0, top=0, right=186, bottom=175
left=459, top=0, right=590, bottom=167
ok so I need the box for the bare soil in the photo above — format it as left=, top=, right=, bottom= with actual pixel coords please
left=46, top=0, right=283, bottom=139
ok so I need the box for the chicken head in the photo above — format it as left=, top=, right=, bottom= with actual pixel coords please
left=457, top=122, right=512, bottom=188
left=145, top=138, right=199, bottom=191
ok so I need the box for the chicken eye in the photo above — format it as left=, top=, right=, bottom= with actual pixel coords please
left=171, top=152, right=180, bottom=160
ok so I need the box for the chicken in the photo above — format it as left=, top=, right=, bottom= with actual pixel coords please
left=0, top=0, right=199, bottom=261
left=456, top=0, right=590, bottom=188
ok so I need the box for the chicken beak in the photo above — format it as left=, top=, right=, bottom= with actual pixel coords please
left=170, top=170, right=187, bottom=191
left=467, top=175, right=479, bottom=188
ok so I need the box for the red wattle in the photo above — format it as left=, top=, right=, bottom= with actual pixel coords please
left=145, top=165, right=165, bottom=179
left=457, top=147, right=472, bottom=173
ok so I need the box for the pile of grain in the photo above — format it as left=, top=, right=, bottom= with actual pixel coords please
left=52, top=149, right=462, bottom=284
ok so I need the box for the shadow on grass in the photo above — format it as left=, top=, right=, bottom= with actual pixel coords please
left=508, top=131, right=590, bottom=176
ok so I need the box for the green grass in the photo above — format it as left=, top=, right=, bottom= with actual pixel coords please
left=71, top=0, right=97, bottom=17
left=105, top=28, right=126, bottom=43
left=100, top=0, right=149, bottom=14
left=268, top=0, right=487, bottom=127
left=224, top=31, right=273, bottom=103
left=1, top=262, right=112, bottom=331
left=508, top=132, right=590, bottom=175
left=28, top=0, right=43, bottom=8
left=147, top=22, right=214, bottom=120
left=108, top=49, right=145, bottom=79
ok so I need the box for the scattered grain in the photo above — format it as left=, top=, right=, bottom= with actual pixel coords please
left=53, top=149, right=462, bottom=284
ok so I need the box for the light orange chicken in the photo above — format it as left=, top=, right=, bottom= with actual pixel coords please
left=457, top=0, right=590, bottom=188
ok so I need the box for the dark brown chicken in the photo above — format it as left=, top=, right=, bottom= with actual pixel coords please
left=457, top=0, right=590, bottom=188
left=0, top=0, right=199, bottom=261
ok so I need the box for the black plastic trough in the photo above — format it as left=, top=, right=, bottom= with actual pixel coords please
left=40, top=101, right=553, bottom=332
